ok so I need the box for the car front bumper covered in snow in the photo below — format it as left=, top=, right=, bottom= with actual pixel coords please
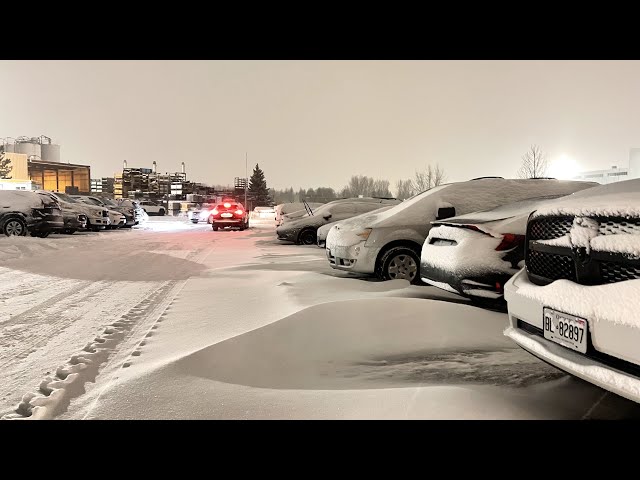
left=504, top=268, right=640, bottom=404
left=326, top=241, right=379, bottom=274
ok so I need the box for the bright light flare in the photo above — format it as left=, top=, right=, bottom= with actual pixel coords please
left=549, top=154, right=579, bottom=180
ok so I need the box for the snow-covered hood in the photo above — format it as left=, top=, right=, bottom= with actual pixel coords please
left=533, top=178, right=640, bottom=219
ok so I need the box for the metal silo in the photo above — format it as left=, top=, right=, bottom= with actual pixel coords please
left=14, top=137, right=41, bottom=159
left=41, top=143, right=61, bottom=162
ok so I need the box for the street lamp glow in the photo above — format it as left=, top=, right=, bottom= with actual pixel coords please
left=549, top=155, right=579, bottom=180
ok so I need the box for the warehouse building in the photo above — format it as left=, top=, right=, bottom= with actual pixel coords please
left=1, top=136, right=91, bottom=193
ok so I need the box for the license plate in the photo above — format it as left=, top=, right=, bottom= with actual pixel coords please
left=543, top=307, right=588, bottom=354
left=221, top=213, right=233, bottom=218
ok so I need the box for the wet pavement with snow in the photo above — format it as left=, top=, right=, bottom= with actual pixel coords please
left=1, top=217, right=639, bottom=419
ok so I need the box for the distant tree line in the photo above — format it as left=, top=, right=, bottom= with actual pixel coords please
left=269, top=164, right=449, bottom=204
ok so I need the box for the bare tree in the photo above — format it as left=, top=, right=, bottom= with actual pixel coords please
left=412, top=164, right=446, bottom=193
left=517, top=145, right=549, bottom=179
left=394, top=179, right=414, bottom=200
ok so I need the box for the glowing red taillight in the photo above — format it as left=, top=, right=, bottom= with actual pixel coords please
left=211, top=209, right=219, bottom=215
left=495, top=233, right=525, bottom=251
left=224, top=203, right=231, bottom=208
left=235, top=209, right=244, bottom=215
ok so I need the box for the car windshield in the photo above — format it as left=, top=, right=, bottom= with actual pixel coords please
left=55, top=193, right=77, bottom=203
left=102, top=198, right=118, bottom=207
left=84, top=197, right=104, bottom=206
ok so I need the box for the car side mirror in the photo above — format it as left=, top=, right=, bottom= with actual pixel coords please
left=436, top=207, right=456, bottom=220
left=323, top=214, right=332, bottom=221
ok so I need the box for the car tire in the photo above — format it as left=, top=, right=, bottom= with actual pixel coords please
left=377, top=246, right=422, bottom=285
left=298, top=228, right=317, bottom=245
left=65, top=229, right=77, bottom=235
left=212, top=226, right=218, bottom=231
left=159, top=209, right=165, bottom=216
left=2, top=217, right=27, bottom=237
left=191, top=220, right=199, bottom=224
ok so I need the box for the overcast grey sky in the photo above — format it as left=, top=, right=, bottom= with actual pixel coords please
left=1, top=60, right=639, bottom=191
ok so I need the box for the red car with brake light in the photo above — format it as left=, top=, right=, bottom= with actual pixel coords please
left=209, top=201, right=249, bottom=232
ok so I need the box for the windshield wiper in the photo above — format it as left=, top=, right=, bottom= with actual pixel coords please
left=303, top=199, right=314, bottom=216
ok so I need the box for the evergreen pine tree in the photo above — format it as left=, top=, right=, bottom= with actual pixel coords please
left=248, top=163, right=271, bottom=205
left=0, top=146, right=12, bottom=179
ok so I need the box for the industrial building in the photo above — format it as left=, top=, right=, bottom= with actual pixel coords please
left=1, top=136, right=90, bottom=193
left=111, top=160, right=198, bottom=200
left=572, top=148, right=640, bottom=184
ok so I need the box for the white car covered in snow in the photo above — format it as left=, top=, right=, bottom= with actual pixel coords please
left=504, top=179, right=640, bottom=404
left=137, top=200, right=166, bottom=216
left=317, top=205, right=396, bottom=248
left=326, top=178, right=599, bottom=284
left=420, top=183, right=597, bottom=303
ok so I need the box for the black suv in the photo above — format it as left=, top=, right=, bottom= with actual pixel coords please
left=0, top=190, right=64, bottom=237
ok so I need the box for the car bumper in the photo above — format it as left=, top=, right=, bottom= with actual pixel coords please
left=326, top=242, right=379, bottom=274
left=505, top=269, right=640, bottom=404
left=88, top=217, right=111, bottom=227
left=420, top=262, right=511, bottom=300
left=212, top=219, right=245, bottom=226
left=276, top=229, right=297, bottom=242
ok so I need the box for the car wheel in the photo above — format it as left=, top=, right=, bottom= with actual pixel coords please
left=2, top=217, right=27, bottom=237
left=65, top=229, right=77, bottom=235
left=159, top=209, right=165, bottom=216
left=377, top=246, right=421, bottom=284
left=212, top=226, right=218, bottom=231
left=298, top=228, right=317, bottom=245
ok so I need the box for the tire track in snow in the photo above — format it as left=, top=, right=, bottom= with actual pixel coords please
left=2, top=245, right=212, bottom=420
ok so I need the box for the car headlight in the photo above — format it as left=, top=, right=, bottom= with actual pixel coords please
left=355, top=228, right=372, bottom=240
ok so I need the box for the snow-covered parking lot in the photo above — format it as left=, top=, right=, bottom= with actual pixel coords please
left=1, top=217, right=639, bottom=419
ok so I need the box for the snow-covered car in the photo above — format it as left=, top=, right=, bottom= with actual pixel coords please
left=317, top=205, right=396, bottom=248
left=326, top=178, right=598, bottom=284
left=188, top=203, right=216, bottom=224
left=504, top=178, right=640, bottom=404
left=276, top=202, right=325, bottom=227
left=421, top=183, right=598, bottom=303
left=72, top=196, right=126, bottom=229
left=37, top=191, right=111, bottom=232
left=317, top=221, right=341, bottom=248
left=73, top=195, right=136, bottom=228
left=277, top=198, right=401, bottom=246
left=117, top=199, right=147, bottom=225
left=253, top=206, right=276, bottom=219
left=58, top=208, right=88, bottom=235
left=209, top=200, right=249, bottom=231
left=0, top=190, right=64, bottom=237
left=138, top=200, right=166, bottom=216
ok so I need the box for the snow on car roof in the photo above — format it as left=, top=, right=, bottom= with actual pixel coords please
left=0, top=190, right=48, bottom=209
left=533, top=178, right=640, bottom=218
